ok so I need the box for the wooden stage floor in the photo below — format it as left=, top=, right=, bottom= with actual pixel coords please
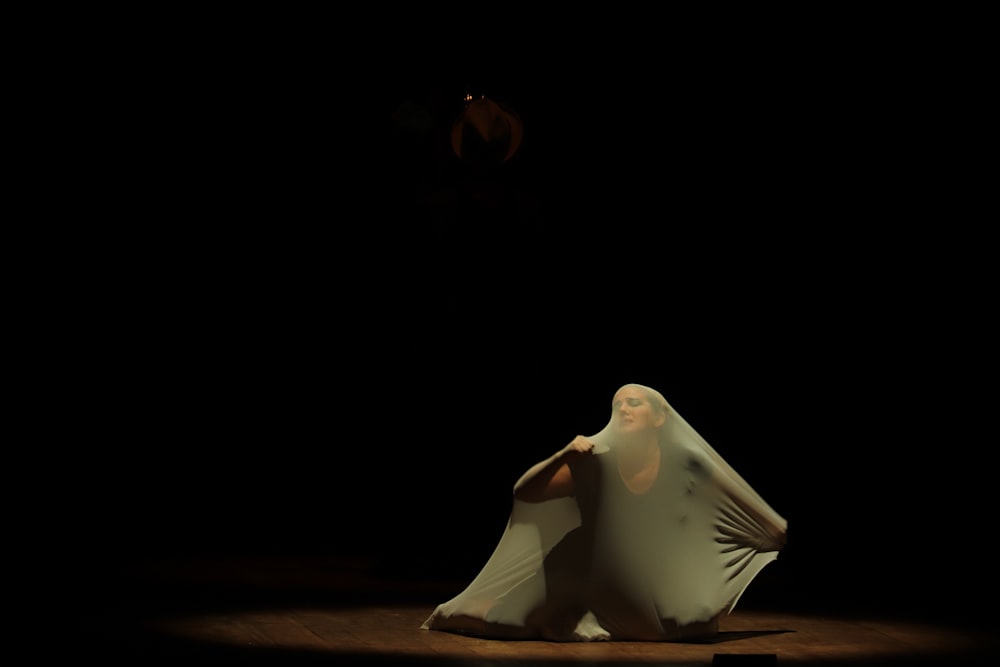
left=74, top=553, right=998, bottom=666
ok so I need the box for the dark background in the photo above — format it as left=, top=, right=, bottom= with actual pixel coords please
left=53, top=13, right=992, bottom=631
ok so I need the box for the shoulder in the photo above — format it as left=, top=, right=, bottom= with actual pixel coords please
left=568, top=450, right=603, bottom=486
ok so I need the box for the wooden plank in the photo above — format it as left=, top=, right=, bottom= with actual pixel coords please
left=119, top=603, right=999, bottom=665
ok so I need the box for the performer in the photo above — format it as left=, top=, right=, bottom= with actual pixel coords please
left=421, top=383, right=788, bottom=641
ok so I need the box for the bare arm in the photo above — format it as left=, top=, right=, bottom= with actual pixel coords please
left=513, top=435, right=594, bottom=503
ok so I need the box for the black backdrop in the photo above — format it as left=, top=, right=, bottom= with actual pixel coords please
left=62, top=21, right=992, bottom=629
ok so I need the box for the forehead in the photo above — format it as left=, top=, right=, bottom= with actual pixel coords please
left=613, top=386, right=647, bottom=403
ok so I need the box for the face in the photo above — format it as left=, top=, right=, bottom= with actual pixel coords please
left=611, top=385, right=666, bottom=434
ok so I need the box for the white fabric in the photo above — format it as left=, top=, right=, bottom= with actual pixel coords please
left=421, top=384, right=788, bottom=641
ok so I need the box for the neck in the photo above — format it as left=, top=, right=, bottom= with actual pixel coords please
left=618, top=436, right=658, bottom=468
left=617, top=439, right=660, bottom=494
left=620, top=432, right=658, bottom=452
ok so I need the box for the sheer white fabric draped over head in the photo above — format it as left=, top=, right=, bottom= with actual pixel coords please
left=421, top=383, right=788, bottom=641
